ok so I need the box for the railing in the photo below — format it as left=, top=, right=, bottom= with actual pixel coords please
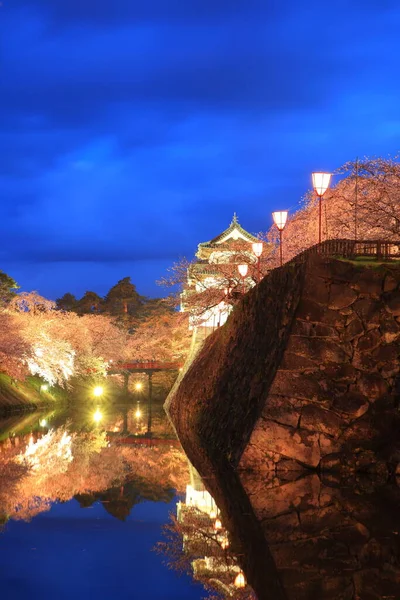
left=290, top=239, right=400, bottom=265
left=109, top=361, right=182, bottom=372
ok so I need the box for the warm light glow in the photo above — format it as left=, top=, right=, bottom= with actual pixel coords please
left=272, top=211, right=288, bottom=231
left=40, top=384, right=48, bottom=392
left=214, top=518, right=222, bottom=531
left=220, top=537, right=230, bottom=549
left=312, top=172, right=332, bottom=196
left=234, top=572, right=246, bottom=588
left=93, top=386, right=104, bottom=397
left=135, top=408, right=142, bottom=419
left=237, top=264, right=248, bottom=277
left=93, top=409, right=103, bottom=423
left=39, top=419, right=47, bottom=427
left=209, top=508, right=217, bottom=519
left=134, top=382, right=143, bottom=391
left=252, top=242, right=263, bottom=258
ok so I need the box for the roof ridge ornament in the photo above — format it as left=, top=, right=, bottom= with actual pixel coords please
left=231, top=212, right=239, bottom=225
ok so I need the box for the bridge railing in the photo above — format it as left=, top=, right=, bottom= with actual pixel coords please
left=289, top=239, right=400, bottom=265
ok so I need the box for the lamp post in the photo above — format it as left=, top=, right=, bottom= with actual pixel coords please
left=237, top=263, right=248, bottom=294
left=252, top=242, right=263, bottom=282
left=272, top=211, right=288, bottom=267
left=312, top=172, right=332, bottom=244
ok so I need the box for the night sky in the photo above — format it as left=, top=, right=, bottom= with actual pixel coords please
left=2, top=0, right=400, bottom=300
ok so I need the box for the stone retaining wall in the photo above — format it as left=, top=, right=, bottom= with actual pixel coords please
left=239, top=257, right=400, bottom=476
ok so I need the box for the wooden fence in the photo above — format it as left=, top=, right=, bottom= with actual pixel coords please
left=290, top=239, right=400, bottom=264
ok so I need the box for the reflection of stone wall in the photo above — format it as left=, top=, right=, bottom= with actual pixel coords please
left=242, top=473, right=400, bottom=600
left=240, top=258, right=400, bottom=474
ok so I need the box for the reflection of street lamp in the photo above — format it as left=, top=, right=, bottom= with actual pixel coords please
left=93, top=386, right=103, bottom=398
left=237, top=263, right=248, bottom=295
left=93, top=409, right=103, bottom=423
left=252, top=242, right=263, bottom=282
left=214, top=518, right=222, bottom=531
left=234, top=572, right=246, bottom=589
left=134, top=382, right=143, bottom=392
left=40, top=384, right=48, bottom=393
left=312, top=172, right=332, bottom=244
left=272, top=211, right=288, bottom=267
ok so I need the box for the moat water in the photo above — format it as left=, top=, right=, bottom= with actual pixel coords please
left=0, top=402, right=399, bottom=599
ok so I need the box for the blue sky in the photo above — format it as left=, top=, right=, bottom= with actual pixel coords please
left=1, top=0, right=400, bottom=299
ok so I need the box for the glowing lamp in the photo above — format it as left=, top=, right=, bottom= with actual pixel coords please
left=234, top=572, right=246, bottom=589
left=312, top=172, right=332, bottom=197
left=209, top=508, right=217, bottom=519
left=39, top=419, right=47, bottom=427
left=252, top=242, right=263, bottom=258
left=237, top=264, right=248, bottom=277
left=214, top=518, right=222, bottom=531
left=93, top=386, right=103, bottom=397
left=272, top=211, right=288, bottom=231
left=135, top=408, right=142, bottom=419
left=93, top=409, right=103, bottom=423
left=40, top=384, right=49, bottom=392
left=134, top=382, right=143, bottom=391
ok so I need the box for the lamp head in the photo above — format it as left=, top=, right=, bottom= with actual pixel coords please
left=312, top=172, right=332, bottom=197
left=237, top=264, right=248, bottom=277
left=272, top=211, right=288, bottom=231
left=252, top=242, right=263, bottom=258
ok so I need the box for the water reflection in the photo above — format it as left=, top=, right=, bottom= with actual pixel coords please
left=0, top=406, right=189, bottom=521
left=2, top=406, right=399, bottom=599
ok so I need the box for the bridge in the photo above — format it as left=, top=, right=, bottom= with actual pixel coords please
left=108, top=361, right=182, bottom=375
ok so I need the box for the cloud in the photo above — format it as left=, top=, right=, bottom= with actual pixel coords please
left=1, top=0, right=400, bottom=298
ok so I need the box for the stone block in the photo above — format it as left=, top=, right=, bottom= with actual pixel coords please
left=252, top=473, right=321, bottom=519
left=328, top=283, right=358, bottom=310
left=357, top=329, right=382, bottom=352
left=248, top=420, right=321, bottom=467
left=300, top=404, right=344, bottom=437
left=296, top=298, right=345, bottom=326
left=269, top=371, right=321, bottom=401
left=333, top=391, right=369, bottom=418
left=287, top=336, right=350, bottom=364
left=358, top=372, right=388, bottom=401
left=279, top=352, right=319, bottom=371
left=353, top=297, right=381, bottom=324
left=261, top=395, right=302, bottom=428
left=383, top=290, right=400, bottom=316
left=383, top=273, right=398, bottom=292
left=322, top=363, right=359, bottom=383
left=341, top=316, right=364, bottom=341
left=352, top=270, right=384, bottom=295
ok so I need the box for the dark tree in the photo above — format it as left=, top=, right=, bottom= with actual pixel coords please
left=75, top=291, right=103, bottom=314
left=0, top=270, right=19, bottom=306
left=56, top=292, right=77, bottom=312
left=103, top=277, right=142, bottom=316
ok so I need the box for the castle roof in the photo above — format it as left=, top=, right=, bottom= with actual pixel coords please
left=198, top=214, right=259, bottom=250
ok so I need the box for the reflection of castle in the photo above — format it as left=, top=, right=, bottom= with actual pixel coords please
left=176, top=464, right=248, bottom=597
left=181, top=215, right=266, bottom=330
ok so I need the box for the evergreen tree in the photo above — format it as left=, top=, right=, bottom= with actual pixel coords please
left=103, top=277, right=141, bottom=316
left=75, top=291, right=103, bottom=314
left=0, top=270, right=19, bottom=306
left=56, top=293, right=77, bottom=312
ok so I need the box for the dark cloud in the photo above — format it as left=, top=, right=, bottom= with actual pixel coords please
left=1, top=0, right=400, bottom=298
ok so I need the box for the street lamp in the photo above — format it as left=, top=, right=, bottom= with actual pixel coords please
left=312, top=172, right=332, bottom=244
left=237, top=264, right=248, bottom=294
left=93, top=386, right=103, bottom=398
left=252, top=242, right=263, bottom=282
left=272, top=211, right=288, bottom=267
left=134, top=382, right=143, bottom=392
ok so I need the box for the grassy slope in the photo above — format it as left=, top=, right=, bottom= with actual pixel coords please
left=0, top=374, right=68, bottom=414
